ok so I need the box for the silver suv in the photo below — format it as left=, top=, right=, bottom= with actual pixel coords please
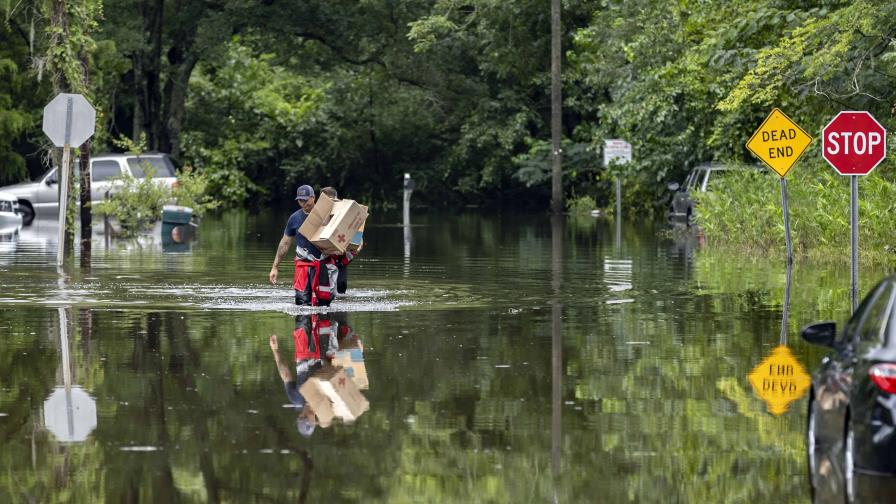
left=0, top=153, right=177, bottom=223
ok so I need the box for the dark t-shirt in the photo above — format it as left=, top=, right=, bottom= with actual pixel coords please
left=284, top=210, right=321, bottom=259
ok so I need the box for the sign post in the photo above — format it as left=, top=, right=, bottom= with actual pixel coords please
left=745, top=108, right=813, bottom=264
left=42, top=93, right=96, bottom=267
left=821, top=111, right=887, bottom=311
left=603, top=139, right=632, bottom=220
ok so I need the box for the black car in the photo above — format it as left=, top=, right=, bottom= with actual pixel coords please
left=803, top=277, right=896, bottom=502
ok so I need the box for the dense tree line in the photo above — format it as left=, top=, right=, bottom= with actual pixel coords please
left=1, top=1, right=894, bottom=210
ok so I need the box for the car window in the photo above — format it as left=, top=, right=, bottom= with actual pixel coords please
left=700, top=170, right=712, bottom=191
left=0, top=200, right=12, bottom=213
left=687, top=170, right=702, bottom=189
left=43, top=168, right=57, bottom=184
left=127, top=157, right=175, bottom=178
left=858, top=283, right=894, bottom=346
left=91, top=160, right=123, bottom=182
left=842, top=281, right=893, bottom=346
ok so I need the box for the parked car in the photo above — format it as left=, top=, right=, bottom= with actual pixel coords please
left=0, top=190, right=23, bottom=229
left=803, top=277, right=896, bottom=502
left=666, top=163, right=759, bottom=225
left=0, top=153, right=177, bottom=225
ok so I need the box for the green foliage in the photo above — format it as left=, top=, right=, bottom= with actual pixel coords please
left=172, top=166, right=219, bottom=217
left=694, top=164, right=896, bottom=264
left=565, top=194, right=596, bottom=215
left=182, top=41, right=322, bottom=207
left=94, top=164, right=217, bottom=236
left=93, top=168, right=171, bottom=235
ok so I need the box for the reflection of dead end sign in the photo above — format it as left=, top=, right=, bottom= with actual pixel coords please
left=746, top=108, right=812, bottom=177
left=43, top=386, right=97, bottom=442
left=747, top=345, right=811, bottom=415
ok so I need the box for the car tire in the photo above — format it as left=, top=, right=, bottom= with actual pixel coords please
left=17, top=200, right=34, bottom=225
left=844, top=411, right=856, bottom=504
left=807, top=395, right=818, bottom=498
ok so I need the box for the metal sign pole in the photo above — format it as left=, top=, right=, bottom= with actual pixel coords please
left=781, top=261, right=792, bottom=346
left=780, top=178, right=793, bottom=265
left=56, top=97, right=73, bottom=267
left=850, top=175, right=859, bottom=312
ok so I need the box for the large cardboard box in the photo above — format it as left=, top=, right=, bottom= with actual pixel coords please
left=334, top=348, right=368, bottom=390
left=299, top=365, right=369, bottom=426
left=299, top=195, right=368, bottom=255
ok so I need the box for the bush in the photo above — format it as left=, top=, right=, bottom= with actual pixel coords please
left=94, top=165, right=217, bottom=236
left=93, top=168, right=170, bottom=235
left=693, top=162, right=896, bottom=263
left=566, top=195, right=597, bottom=215
left=171, top=166, right=219, bottom=217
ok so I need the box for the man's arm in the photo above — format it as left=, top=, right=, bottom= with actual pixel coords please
left=269, top=335, right=293, bottom=383
left=270, top=235, right=294, bottom=284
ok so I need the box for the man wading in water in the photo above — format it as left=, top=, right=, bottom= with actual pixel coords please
left=269, top=184, right=323, bottom=305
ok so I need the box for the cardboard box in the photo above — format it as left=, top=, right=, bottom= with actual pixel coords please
left=347, top=217, right=366, bottom=254
left=299, top=365, right=369, bottom=426
left=334, top=348, right=368, bottom=389
left=299, top=195, right=368, bottom=255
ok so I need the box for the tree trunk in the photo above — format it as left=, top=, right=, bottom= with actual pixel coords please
left=161, top=50, right=199, bottom=159
left=79, top=140, right=91, bottom=267
left=136, top=0, right=164, bottom=149
left=550, top=0, right=563, bottom=214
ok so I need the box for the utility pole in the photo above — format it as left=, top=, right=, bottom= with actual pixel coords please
left=550, top=0, right=563, bottom=214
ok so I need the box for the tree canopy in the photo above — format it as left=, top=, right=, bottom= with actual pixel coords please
left=1, top=0, right=894, bottom=210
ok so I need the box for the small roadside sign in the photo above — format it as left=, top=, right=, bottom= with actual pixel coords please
left=746, top=108, right=812, bottom=177
left=42, top=93, right=96, bottom=148
left=603, top=139, right=632, bottom=167
left=42, top=93, right=97, bottom=266
left=747, top=345, right=811, bottom=415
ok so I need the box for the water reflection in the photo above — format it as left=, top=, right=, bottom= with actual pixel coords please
left=2, top=212, right=861, bottom=501
left=42, top=307, right=97, bottom=443
left=270, top=314, right=369, bottom=435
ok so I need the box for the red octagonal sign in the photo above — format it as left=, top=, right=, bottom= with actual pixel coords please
left=822, top=111, right=887, bottom=175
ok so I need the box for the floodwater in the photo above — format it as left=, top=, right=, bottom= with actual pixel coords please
left=0, top=211, right=874, bottom=502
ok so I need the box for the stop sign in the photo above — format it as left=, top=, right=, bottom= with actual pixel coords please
left=822, top=111, right=887, bottom=175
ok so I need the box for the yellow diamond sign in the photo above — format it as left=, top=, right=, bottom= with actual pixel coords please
left=747, top=345, right=811, bottom=415
left=746, top=108, right=813, bottom=177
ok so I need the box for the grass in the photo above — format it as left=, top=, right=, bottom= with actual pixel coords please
left=693, top=160, right=896, bottom=264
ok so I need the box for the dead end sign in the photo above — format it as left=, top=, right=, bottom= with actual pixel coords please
left=746, top=108, right=813, bottom=177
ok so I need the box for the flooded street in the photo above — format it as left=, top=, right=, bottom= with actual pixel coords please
left=0, top=212, right=871, bottom=502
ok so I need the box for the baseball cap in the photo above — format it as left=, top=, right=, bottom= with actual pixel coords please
left=297, top=415, right=316, bottom=438
left=295, top=185, right=315, bottom=201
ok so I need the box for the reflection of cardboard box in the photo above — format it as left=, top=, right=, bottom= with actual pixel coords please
left=299, top=365, right=369, bottom=426
left=347, top=218, right=366, bottom=253
left=299, top=195, right=368, bottom=255
left=334, top=349, right=368, bottom=390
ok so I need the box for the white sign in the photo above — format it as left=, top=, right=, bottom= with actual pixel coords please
left=603, top=139, right=632, bottom=167
left=42, top=93, right=96, bottom=147
left=43, top=386, right=97, bottom=443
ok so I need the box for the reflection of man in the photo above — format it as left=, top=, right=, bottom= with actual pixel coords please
left=269, top=185, right=321, bottom=305
left=269, top=315, right=339, bottom=437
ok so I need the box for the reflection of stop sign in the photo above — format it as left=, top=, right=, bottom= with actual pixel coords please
left=822, top=112, right=887, bottom=175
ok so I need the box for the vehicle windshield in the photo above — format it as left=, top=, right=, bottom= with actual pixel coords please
left=687, top=169, right=707, bottom=189
left=42, top=167, right=57, bottom=183
left=127, top=157, right=175, bottom=178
